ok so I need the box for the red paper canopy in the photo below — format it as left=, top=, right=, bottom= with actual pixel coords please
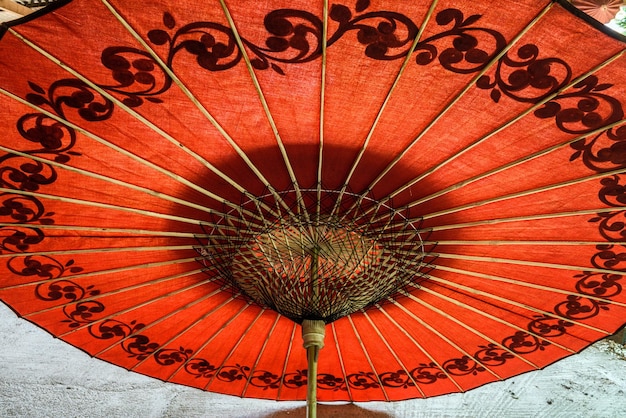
left=0, top=0, right=625, bottom=404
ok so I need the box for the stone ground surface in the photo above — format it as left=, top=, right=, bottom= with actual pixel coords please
left=1, top=303, right=626, bottom=417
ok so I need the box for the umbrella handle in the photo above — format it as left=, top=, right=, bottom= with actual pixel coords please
left=302, top=319, right=325, bottom=418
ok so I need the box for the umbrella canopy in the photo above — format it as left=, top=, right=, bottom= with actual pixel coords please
left=571, top=0, right=624, bottom=23
left=1, top=0, right=626, bottom=408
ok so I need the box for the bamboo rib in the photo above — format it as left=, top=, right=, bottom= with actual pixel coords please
left=217, top=0, right=306, bottom=222
left=161, top=296, right=247, bottom=382
left=0, top=85, right=236, bottom=212
left=95, top=293, right=244, bottom=365
left=397, top=289, right=540, bottom=369
left=424, top=273, right=615, bottom=334
left=424, top=240, right=626, bottom=246
left=276, top=322, right=298, bottom=400
left=23, top=268, right=206, bottom=320
left=361, top=310, right=426, bottom=398
left=421, top=166, right=626, bottom=220
left=204, top=309, right=266, bottom=391
left=129, top=289, right=240, bottom=372
left=241, top=313, right=282, bottom=397
left=0, top=222, right=210, bottom=238
left=431, top=265, right=626, bottom=309
left=330, top=322, right=354, bottom=400
left=346, top=316, right=390, bottom=401
left=317, top=0, right=329, bottom=221
left=407, top=118, right=626, bottom=209
left=7, top=28, right=258, bottom=206
left=392, top=300, right=503, bottom=380
left=0, top=144, right=225, bottom=218
left=388, top=49, right=626, bottom=200
left=364, top=2, right=555, bottom=193
left=0, top=245, right=195, bottom=259
left=339, top=0, right=440, bottom=191
left=374, top=303, right=465, bottom=392
left=0, top=187, right=211, bottom=226
left=89, top=280, right=229, bottom=358
left=433, top=251, right=626, bottom=277
left=409, top=282, right=575, bottom=353
left=420, top=206, right=625, bottom=233
left=99, top=0, right=287, bottom=210
left=5, top=256, right=199, bottom=291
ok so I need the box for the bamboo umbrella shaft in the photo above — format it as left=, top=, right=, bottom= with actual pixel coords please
left=306, top=344, right=320, bottom=418
left=302, top=319, right=325, bottom=418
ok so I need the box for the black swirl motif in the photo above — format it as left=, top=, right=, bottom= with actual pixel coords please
left=89, top=319, right=160, bottom=360
left=570, top=126, right=626, bottom=173
left=502, top=331, right=550, bottom=354
left=534, top=75, right=624, bottom=135
left=589, top=175, right=626, bottom=252
left=8, top=254, right=80, bottom=280
left=0, top=226, right=44, bottom=253
left=527, top=315, right=574, bottom=338
left=0, top=78, right=114, bottom=253
left=103, top=2, right=505, bottom=101
left=477, top=43, right=572, bottom=103
left=443, top=355, right=484, bottom=377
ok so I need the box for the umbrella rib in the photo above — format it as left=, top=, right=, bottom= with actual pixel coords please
left=0, top=187, right=215, bottom=227
left=360, top=310, right=426, bottom=398
left=0, top=86, right=240, bottom=212
left=411, top=282, right=574, bottom=354
left=391, top=299, right=503, bottom=381
left=4, top=256, right=199, bottom=291
left=426, top=240, right=626, bottom=246
left=432, top=265, right=626, bottom=311
left=433, top=251, right=626, bottom=277
left=346, top=315, right=390, bottom=401
left=424, top=273, right=615, bottom=335
left=0, top=245, right=195, bottom=259
left=276, top=322, right=298, bottom=401
left=59, top=272, right=218, bottom=341
left=128, top=289, right=239, bottom=372
left=338, top=0, right=439, bottom=192
left=385, top=47, right=626, bottom=202
left=161, top=296, right=246, bottom=382
left=397, top=288, right=540, bottom=369
left=408, top=118, right=626, bottom=209
left=420, top=165, right=626, bottom=220
left=330, top=322, right=354, bottom=401
left=363, top=2, right=556, bottom=194
left=0, top=222, right=210, bottom=238
left=99, top=1, right=288, bottom=208
left=203, top=308, right=266, bottom=391
left=7, top=28, right=260, bottom=209
left=240, top=312, right=281, bottom=397
left=373, top=303, right=465, bottom=392
left=92, top=288, right=244, bottom=360
left=23, top=267, right=206, bottom=320
left=0, top=144, right=232, bottom=219
left=420, top=206, right=625, bottom=233
left=352, top=119, right=626, bottom=229
left=316, top=0, right=329, bottom=221
left=217, top=0, right=305, bottom=219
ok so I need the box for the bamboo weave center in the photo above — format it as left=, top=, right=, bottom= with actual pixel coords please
left=197, top=189, right=428, bottom=323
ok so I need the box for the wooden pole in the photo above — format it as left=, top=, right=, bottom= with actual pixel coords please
left=302, top=319, right=325, bottom=418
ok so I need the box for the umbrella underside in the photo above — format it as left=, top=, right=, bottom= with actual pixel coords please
left=0, top=0, right=625, bottom=402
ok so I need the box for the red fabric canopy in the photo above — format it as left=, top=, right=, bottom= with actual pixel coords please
left=0, top=0, right=625, bottom=403
left=572, top=0, right=623, bottom=23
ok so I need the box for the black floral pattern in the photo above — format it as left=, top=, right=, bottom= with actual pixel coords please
left=1, top=1, right=624, bottom=396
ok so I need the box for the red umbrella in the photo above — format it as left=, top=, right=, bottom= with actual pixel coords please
left=1, top=0, right=626, bottom=416
left=571, top=0, right=623, bottom=23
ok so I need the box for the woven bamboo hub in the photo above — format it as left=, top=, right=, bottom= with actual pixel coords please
left=197, top=189, right=429, bottom=323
